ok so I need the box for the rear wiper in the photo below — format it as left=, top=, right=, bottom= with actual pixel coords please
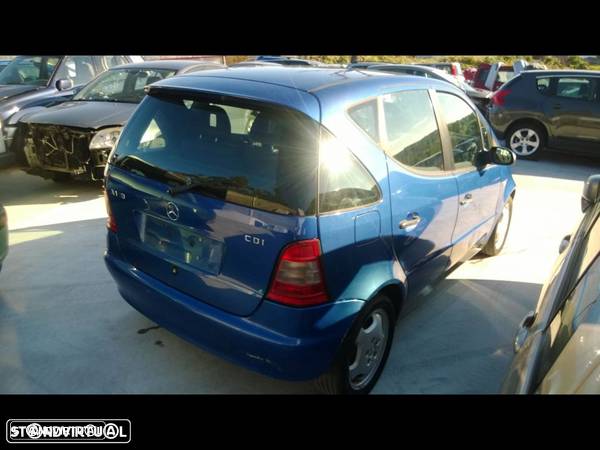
left=168, top=176, right=253, bottom=199
left=114, top=155, right=190, bottom=185
left=168, top=178, right=222, bottom=196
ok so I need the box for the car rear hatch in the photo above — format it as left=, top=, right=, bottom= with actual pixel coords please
left=105, top=87, right=320, bottom=316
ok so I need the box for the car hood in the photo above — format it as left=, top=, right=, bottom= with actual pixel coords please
left=19, top=101, right=138, bottom=129
left=0, top=84, right=39, bottom=101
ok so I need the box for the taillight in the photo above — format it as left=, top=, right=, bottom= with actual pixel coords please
left=0, top=209, right=7, bottom=229
left=266, top=239, right=329, bottom=307
left=103, top=189, right=118, bottom=232
left=451, top=64, right=457, bottom=76
left=492, top=89, right=511, bottom=106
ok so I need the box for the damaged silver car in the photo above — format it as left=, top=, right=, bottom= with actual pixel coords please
left=15, top=59, right=223, bottom=182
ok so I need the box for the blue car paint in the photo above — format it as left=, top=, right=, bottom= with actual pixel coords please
left=104, top=68, right=516, bottom=381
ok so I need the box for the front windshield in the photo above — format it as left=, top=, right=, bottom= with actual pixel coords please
left=74, top=68, right=176, bottom=103
left=0, top=56, right=61, bottom=86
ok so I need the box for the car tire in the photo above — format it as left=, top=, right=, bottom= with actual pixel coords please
left=506, top=122, right=546, bottom=160
left=482, top=197, right=513, bottom=257
left=314, top=294, right=396, bottom=395
left=51, top=173, right=72, bottom=183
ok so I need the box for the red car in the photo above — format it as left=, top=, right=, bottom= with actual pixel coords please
left=463, top=67, right=477, bottom=84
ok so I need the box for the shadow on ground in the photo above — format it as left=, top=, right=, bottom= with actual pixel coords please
left=0, top=217, right=542, bottom=394
left=0, top=167, right=103, bottom=207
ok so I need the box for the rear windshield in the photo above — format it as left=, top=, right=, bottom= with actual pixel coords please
left=111, top=92, right=319, bottom=216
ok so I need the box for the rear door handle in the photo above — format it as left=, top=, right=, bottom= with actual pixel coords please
left=552, top=103, right=562, bottom=110
left=399, top=213, right=421, bottom=230
left=460, top=193, right=473, bottom=206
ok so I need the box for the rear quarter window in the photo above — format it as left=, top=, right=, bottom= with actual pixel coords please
left=318, top=130, right=381, bottom=213
left=536, top=77, right=550, bottom=94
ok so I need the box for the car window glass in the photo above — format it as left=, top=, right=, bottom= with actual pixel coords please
left=319, top=130, right=380, bottom=213
left=545, top=212, right=600, bottom=366
left=98, top=56, right=130, bottom=71
left=348, top=100, right=379, bottom=142
left=382, top=90, right=444, bottom=171
left=577, top=212, right=600, bottom=280
left=572, top=253, right=600, bottom=328
left=74, top=69, right=175, bottom=103
left=0, top=56, right=60, bottom=86
left=476, top=68, right=489, bottom=84
left=555, top=77, right=594, bottom=101
left=114, top=94, right=319, bottom=216
left=536, top=77, right=550, bottom=94
left=437, top=92, right=484, bottom=169
left=54, top=56, right=96, bottom=86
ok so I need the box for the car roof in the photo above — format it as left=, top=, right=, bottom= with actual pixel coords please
left=156, top=66, right=427, bottom=92
left=148, top=66, right=462, bottom=121
left=522, top=69, right=600, bottom=76
left=111, top=59, right=224, bottom=72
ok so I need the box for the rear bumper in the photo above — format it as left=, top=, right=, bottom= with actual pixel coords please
left=104, top=250, right=365, bottom=381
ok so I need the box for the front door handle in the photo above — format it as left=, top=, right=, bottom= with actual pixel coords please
left=399, top=213, right=421, bottom=230
left=552, top=103, right=562, bottom=110
left=460, top=193, right=473, bottom=206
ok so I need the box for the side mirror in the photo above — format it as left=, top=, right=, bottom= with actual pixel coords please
left=559, top=234, right=571, bottom=254
left=55, top=78, right=73, bottom=91
left=581, top=174, right=600, bottom=213
left=514, top=310, right=536, bottom=353
left=477, top=146, right=515, bottom=167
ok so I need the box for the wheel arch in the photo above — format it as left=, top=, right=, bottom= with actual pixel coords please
left=367, top=280, right=406, bottom=319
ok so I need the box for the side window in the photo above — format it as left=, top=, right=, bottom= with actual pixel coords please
left=555, top=77, right=594, bottom=101
left=319, top=130, right=380, bottom=213
left=545, top=213, right=600, bottom=370
left=382, top=90, right=444, bottom=171
left=132, top=69, right=176, bottom=92
left=97, top=56, right=130, bottom=72
left=536, top=77, right=550, bottom=94
left=348, top=100, right=379, bottom=142
left=54, top=56, right=96, bottom=86
left=437, top=92, right=484, bottom=169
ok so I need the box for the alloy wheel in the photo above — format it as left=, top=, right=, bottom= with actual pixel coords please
left=348, top=308, right=390, bottom=391
left=509, top=128, right=540, bottom=156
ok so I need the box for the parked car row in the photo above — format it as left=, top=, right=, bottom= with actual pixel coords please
left=0, top=55, right=143, bottom=166
left=15, top=59, right=224, bottom=182
left=347, top=62, right=493, bottom=113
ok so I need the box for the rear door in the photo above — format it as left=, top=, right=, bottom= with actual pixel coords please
left=106, top=91, right=320, bottom=316
left=434, top=90, right=502, bottom=263
left=544, top=76, right=600, bottom=153
left=381, top=89, right=459, bottom=296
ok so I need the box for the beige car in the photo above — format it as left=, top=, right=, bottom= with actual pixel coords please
left=502, top=174, right=600, bottom=394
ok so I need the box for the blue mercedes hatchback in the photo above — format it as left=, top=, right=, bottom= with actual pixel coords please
left=104, top=67, right=516, bottom=394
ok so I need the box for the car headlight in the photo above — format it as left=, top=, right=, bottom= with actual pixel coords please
left=89, top=127, right=122, bottom=150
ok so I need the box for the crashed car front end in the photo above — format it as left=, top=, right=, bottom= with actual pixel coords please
left=22, top=123, right=119, bottom=181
